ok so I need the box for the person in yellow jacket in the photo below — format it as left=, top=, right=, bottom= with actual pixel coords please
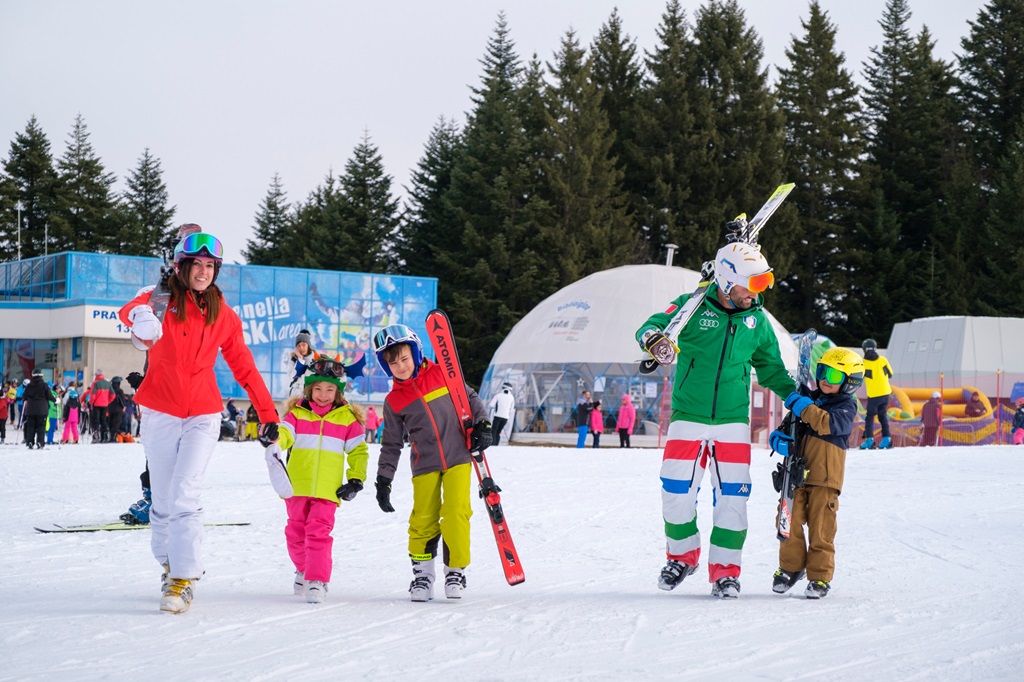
left=859, top=338, right=894, bottom=449
left=273, top=357, right=368, bottom=603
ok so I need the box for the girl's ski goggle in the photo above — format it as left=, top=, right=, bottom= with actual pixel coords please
left=174, top=232, right=224, bottom=263
left=816, top=364, right=847, bottom=386
left=311, top=357, right=346, bottom=378
left=743, top=270, right=775, bottom=294
left=372, top=324, right=420, bottom=352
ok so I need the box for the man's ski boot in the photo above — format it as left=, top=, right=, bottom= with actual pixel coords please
left=160, top=578, right=194, bottom=614
left=805, top=580, right=831, bottom=599
left=120, top=487, right=152, bottom=525
left=878, top=436, right=893, bottom=449
left=858, top=438, right=876, bottom=450
left=409, top=560, right=435, bottom=602
left=444, top=566, right=467, bottom=599
left=711, top=576, right=741, bottom=599
left=772, top=568, right=806, bottom=594
left=658, top=560, right=697, bottom=591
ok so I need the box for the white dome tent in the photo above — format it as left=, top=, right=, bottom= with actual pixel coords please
left=479, top=264, right=798, bottom=444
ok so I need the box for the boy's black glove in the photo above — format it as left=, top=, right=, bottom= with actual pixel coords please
left=126, top=372, right=145, bottom=390
left=375, top=475, right=395, bottom=513
left=337, top=478, right=363, bottom=502
left=470, top=420, right=492, bottom=453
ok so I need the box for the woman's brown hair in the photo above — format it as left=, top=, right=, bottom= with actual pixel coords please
left=169, top=258, right=222, bottom=326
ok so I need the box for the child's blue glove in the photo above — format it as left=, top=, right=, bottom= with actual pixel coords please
left=769, top=429, right=794, bottom=457
left=784, top=392, right=813, bottom=419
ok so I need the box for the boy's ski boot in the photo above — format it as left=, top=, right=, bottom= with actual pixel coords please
left=160, top=578, right=194, bottom=614
left=293, top=571, right=306, bottom=595
left=305, top=581, right=328, bottom=604
left=772, top=568, right=806, bottom=594
left=409, top=560, right=435, bottom=602
left=805, top=580, right=831, bottom=599
left=120, top=487, right=152, bottom=525
left=443, top=566, right=467, bottom=599
left=858, top=438, right=876, bottom=450
left=711, top=576, right=741, bottom=599
left=658, top=560, right=697, bottom=591
left=878, top=436, right=893, bottom=449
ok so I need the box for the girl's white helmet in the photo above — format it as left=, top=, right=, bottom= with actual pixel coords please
left=713, top=242, right=774, bottom=295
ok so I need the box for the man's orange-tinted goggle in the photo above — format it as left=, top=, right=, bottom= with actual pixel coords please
left=745, top=271, right=775, bottom=294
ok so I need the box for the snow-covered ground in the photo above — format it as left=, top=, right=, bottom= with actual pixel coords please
left=2, top=438, right=1022, bottom=681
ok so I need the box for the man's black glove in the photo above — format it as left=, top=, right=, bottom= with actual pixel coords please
left=337, top=478, right=363, bottom=502
left=375, top=475, right=395, bottom=513
left=470, top=420, right=493, bottom=453
left=126, top=372, right=145, bottom=390
left=158, top=264, right=174, bottom=291
left=258, top=422, right=279, bottom=447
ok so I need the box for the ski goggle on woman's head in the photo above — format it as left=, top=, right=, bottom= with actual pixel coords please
left=174, top=232, right=224, bottom=263
left=816, top=363, right=847, bottom=386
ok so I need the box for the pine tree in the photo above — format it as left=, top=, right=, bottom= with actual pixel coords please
left=774, top=1, right=866, bottom=336
left=55, top=114, right=118, bottom=253
left=395, top=116, right=463, bottom=284
left=0, top=116, right=60, bottom=260
left=959, top=0, right=1024, bottom=188
left=244, top=173, right=291, bottom=266
left=330, top=131, right=401, bottom=273
left=289, top=172, right=344, bottom=270
left=445, top=13, right=554, bottom=382
left=685, top=0, right=787, bottom=268
left=117, top=148, right=176, bottom=256
left=590, top=9, right=647, bottom=250
left=860, top=0, right=960, bottom=329
left=634, top=0, right=696, bottom=259
left=541, top=29, right=639, bottom=286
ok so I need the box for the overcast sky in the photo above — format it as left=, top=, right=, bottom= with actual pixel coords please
left=2, top=0, right=987, bottom=263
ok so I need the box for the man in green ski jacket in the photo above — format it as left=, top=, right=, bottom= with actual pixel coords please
left=636, top=241, right=795, bottom=599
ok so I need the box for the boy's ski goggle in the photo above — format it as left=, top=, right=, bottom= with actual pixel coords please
left=743, top=270, right=775, bottom=294
left=372, top=324, right=419, bottom=352
left=174, top=232, right=224, bottom=263
left=816, top=364, right=847, bottom=386
left=311, top=358, right=346, bottom=378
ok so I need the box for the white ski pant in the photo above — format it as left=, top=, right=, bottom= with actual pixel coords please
left=140, top=408, right=221, bottom=579
left=660, top=420, right=751, bottom=582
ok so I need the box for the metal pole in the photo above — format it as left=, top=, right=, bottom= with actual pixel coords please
left=16, top=203, right=21, bottom=261
left=996, top=369, right=1002, bottom=445
left=939, top=373, right=945, bottom=447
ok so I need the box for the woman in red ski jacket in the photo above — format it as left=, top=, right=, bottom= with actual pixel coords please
left=118, top=228, right=279, bottom=615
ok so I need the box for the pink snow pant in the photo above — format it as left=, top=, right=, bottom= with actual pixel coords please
left=1014, top=428, right=1024, bottom=445
left=660, top=420, right=751, bottom=583
left=285, top=496, right=338, bottom=583
left=61, top=413, right=79, bottom=442
left=141, top=409, right=220, bottom=579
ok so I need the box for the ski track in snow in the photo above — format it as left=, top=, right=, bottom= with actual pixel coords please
left=1, top=441, right=1022, bottom=681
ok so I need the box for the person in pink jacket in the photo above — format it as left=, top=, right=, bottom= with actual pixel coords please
left=364, top=405, right=381, bottom=444
left=590, top=400, right=604, bottom=448
left=616, top=394, right=637, bottom=448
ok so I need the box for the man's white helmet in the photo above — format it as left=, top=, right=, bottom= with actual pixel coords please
left=713, top=242, right=774, bottom=295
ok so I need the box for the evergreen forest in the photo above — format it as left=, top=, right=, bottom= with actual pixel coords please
left=2, top=0, right=1023, bottom=382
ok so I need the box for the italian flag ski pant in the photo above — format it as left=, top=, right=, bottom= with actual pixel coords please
left=141, top=409, right=221, bottom=580
left=408, top=463, right=473, bottom=569
left=661, top=420, right=751, bottom=582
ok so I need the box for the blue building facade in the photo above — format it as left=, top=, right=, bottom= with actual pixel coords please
left=0, top=252, right=437, bottom=401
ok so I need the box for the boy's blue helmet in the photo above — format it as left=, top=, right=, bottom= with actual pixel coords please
left=372, top=324, right=423, bottom=378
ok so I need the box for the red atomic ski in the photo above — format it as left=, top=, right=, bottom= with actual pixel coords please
left=425, top=309, right=526, bottom=586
